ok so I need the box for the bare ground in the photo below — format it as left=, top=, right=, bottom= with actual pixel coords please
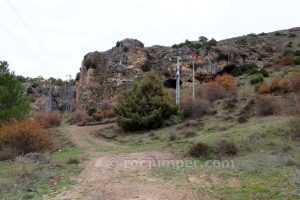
left=44, top=124, right=202, bottom=200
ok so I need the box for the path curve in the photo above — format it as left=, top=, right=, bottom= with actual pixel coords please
left=44, top=124, right=200, bottom=200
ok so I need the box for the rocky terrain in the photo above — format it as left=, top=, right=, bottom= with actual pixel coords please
left=23, top=77, right=75, bottom=112
left=76, top=27, right=300, bottom=109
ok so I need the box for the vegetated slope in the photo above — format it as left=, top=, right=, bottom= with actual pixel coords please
left=76, top=27, right=300, bottom=109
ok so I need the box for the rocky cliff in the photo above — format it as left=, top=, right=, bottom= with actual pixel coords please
left=76, top=27, right=300, bottom=109
left=24, top=78, right=75, bottom=112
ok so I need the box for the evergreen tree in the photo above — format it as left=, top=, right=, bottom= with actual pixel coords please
left=114, top=72, right=178, bottom=131
left=0, top=61, right=30, bottom=122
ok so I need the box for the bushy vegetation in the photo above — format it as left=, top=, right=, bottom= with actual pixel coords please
left=254, top=95, right=280, bottom=116
left=0, top=120, right=53, bottom=155
left=250, top=73, right=264, bottom=85
left=32, top=112, right=63, bottom=128
left=287, top=94, right=300, bottom=140
left=200, top=82, right=227, bottom=102
left=255, top=72, right=300, bottom=94
left=231, top=64, right=258, bottom=76
left=141, top=60, right=152, bottom=72
left=281, top=55, right=294, bottom=65
left=188, top=140, right=238, bottom=158
left=215, top=74, right=237, bottom=92
left=69, top=110, right=89, bottom=124
left=0, top=61, right=30, bottom=122
left=181, top=96, right=214, bottom=119
left=172, top=37, right=217, bottom=50
left=114, top=72, right=178, bottom=131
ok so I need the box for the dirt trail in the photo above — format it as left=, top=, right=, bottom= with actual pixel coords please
left=45, top=124, right=200, bottom=200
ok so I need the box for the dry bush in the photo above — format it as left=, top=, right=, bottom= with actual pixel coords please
left=286, top=94, right=300, bottom=140
left=92, top=112, right=103, bottom=121
left=281, top=56, right=294, bottom=65
left=0, top=120, right=53, bottom=155
left=258, top=83, right=270, bottom=94
left=290, top=72, right=300, bottom=92
left=270, top=78, right=282, bottom=92
left=181, top=128, right=197, bottom=138
left=33, top=112, right=62, bottom=128
left=254, top=95, right=281, bottom=116
left=215, top=74, right=237, bottom=92
left=279, top=79, right=292, bottom=93
left=69, top=110, right=89, bottom=124
left=217, top=140, right=238, bottom=156
left=188, top=142, right=210, bottom=157
left=181, top=95, right=214, bottom=119
left=200, top=82, right=227, bottom=102
left=102, top=110, right=116, bottom=118
left=269, top=77, right=292, bottom=93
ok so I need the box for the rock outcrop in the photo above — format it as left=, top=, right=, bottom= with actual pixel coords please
left=24, top=79, right=75, bottom=112
left=76, top=27, right=300, bottom=109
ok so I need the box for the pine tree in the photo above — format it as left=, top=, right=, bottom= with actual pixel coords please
left=114, top=71, right=178, bottom=131
left=0, top=61, right=30, bottom=122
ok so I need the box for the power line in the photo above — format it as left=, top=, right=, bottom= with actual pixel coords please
left=0, top=20, right=57, bottom=74
left=5, top=0, right=63, bottom=72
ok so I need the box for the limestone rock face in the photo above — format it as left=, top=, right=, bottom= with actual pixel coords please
left=25, top=80, right=75, bottom=112
left=76, top=27, right=300, bottom=109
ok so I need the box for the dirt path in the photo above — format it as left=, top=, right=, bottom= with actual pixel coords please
left=45, top=124, right=200, bottom=200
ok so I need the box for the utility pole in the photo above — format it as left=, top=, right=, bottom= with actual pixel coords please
left=192, top=56, right=195, bottom=101
left=176, top=56, right=181, bottom=105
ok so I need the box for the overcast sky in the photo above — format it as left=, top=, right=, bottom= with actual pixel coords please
left=0, top=0, right=299, bottom=79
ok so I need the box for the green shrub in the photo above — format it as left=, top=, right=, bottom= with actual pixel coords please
left=265, top=46, right=274, bottom=53
left=207, top=38, right=217, bottom=47
left=0, top=61, right=30, bottom=122
left=286, top=42, right=293, bottom=48
left=87, top=107, right=97, bottom=116
left=84, top=59, right=97, bottom=70
left=116, top=41, right=121, bottom=48
left=294, top=50, right=300, bottom=56
left=141, top=61, right=152, bottom=72
left=258, top=32, right=267, bottom=36
left=231, top=64, right=258, bottom=76
left=259, top=68, right=269, bottom=77
left=293, top=57, right=300, bottom=65
left=162, top=115, right=182, bottom=127
left=283, top=49, right=295, bottom=56
left=247, top=33, right=257, bottom=37
left=250, top=73, right=264, bottom=85
left=275, top=32, right=286, bottom=36
left=289, top=33, right=296, bottom=38
left=75, top=73, right=80, bottom=82
left=236, top=37, right=247, bottom=46
left=114, top=72, right=178, bottom=131
left=123, top=46, right=129, bottom=53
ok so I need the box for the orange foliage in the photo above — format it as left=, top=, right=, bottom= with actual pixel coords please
left=279, top=79, right=292, bottom=93
left=215, top=74, right=237, bottom=92
left=270, top=78, right=282, bottom=92
left=92, top=112, right=103, bottom=121
left=258, top=83, right=270, bottom=94
left=33, top=112, right=62, bottom=128
left=102, top=110, right=116, bottom=118
left=290, top=72, right=300, bottom=91
left=0, top=120, right=53, bottom=154
left=281, top=56, right=294, bottom=65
